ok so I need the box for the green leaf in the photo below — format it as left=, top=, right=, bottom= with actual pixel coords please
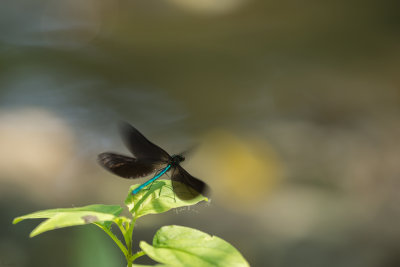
left=125, top=180, right=208, bottom=218
left=132, top=265, right=171, bottom=267
left=13, top=204, right=122, bottom=224
left=140, top=225, right=250, bottom=267
left=13, top=204, right=123, bottom=237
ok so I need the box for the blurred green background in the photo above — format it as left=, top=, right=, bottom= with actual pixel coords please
left=1, top=0, right=400, bottom=266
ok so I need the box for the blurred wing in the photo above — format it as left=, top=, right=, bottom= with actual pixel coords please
left=98, top=152, right=158, bottom=179
left=171, top=165, right=208, bottom=200
left=178, top=143, right=199, bottom=160
left=119, top=122, right=170, bottom=162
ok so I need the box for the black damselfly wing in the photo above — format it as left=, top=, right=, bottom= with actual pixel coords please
left=171, top=165, right=208, bottom=200
left=98, top=123, right=170, bottom=179
left=98, top=153, right=157, bottom=178
left=119, top=122, right=170, bottom=162
left=98, top=122, right=209, bottom=200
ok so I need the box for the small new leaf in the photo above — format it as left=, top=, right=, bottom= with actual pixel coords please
left=125, top=180, right=208, bottom=218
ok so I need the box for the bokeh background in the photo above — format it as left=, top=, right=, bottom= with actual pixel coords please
left=1, top=0, right=400, bottom=266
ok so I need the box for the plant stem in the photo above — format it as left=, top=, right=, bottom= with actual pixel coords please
left=125, top=218, right=137, bottom=267
left=116, top=221, right=130, bottom=251
left=94, top=223, right=128, bottom=257
left=131, top=251, right=146, bottom=262
left=127, top=218, right=136, bottom=253
left=127, top=257, right=133, bottom=267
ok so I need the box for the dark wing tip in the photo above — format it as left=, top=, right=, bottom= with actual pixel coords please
left=97, top=152, right=129, bottom=172
left=198, top=181, right=210, bottom=198
left=97, top=152, right=112, bottom=167
left=172, top=166, right=210, bottom=200
left=194, top=178, right=210, bottom=199
left=97, top=152, right=155, bottom=179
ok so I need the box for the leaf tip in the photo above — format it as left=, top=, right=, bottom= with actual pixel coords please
left=29, top=231, right=38, bottom=238
left=12, top=217, right=21, bottom=224
left=139, top=240, right=151, bottom=250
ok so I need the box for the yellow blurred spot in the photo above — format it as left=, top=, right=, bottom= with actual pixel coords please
left=192, top=130, right=283, bottom=209
left=166, top=0, right=248, bottom=15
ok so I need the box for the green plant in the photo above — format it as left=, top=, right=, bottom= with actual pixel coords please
left=13, top=180, right=249, bottom=267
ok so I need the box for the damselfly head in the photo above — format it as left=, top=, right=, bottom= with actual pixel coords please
left=171, top=154, right=185, bottom=165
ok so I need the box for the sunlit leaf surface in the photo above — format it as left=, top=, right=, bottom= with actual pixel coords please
left=125, top=180, right=208, bottom=218
left=140, top=225, right=249, bottom=267
left=13, top=204, right=122, bottom=237
left=132, top=265, right=171, bottom=267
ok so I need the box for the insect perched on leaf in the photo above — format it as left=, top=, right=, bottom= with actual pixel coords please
left=98, top=122, right=208, bottom=200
